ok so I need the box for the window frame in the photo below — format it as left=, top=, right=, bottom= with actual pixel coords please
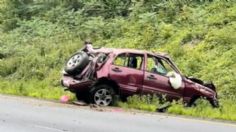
left=145, top=54, right=177, bottom=77
left=112, top=53, right=127, bottom=67
left=112, top=52, right=145, bottom=70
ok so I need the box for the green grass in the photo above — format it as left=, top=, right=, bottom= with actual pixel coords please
left=0, top=79, right=74, bottom=100
left=118, top=95, right=159, bottom=112
left=168, top=99, right=236, bottom=121
left=118, top=95, right=236, bottom=121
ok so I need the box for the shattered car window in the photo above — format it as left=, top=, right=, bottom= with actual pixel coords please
left=147, top=55, right=175, bottom=76
left=97, top=53, right=108, bottom=63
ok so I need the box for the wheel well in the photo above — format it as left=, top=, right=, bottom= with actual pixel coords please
left=188, top=95, right=218, bottom=107
left=191, top=95, right=200, bottom=100
left=94, top=77, right=119, bottom=94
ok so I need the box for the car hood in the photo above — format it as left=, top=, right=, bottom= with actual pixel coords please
left=185, top=76, right=216, bottom=91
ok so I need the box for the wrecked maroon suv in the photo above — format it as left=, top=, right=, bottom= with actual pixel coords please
left=61, top=48, right=218, bottom=107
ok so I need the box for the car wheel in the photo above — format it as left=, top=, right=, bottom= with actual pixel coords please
left=209, top=99, right=219, bottom=108
left=89, top=84, right=115, bottom=106
left=64, top=51, right=89, bottom=75
left=75, top=92, right=89, bottom=103
left=187, top=96, right=219, bottom=108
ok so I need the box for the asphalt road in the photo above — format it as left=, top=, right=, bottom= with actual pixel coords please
left=0, top=95, right=236, bottom=132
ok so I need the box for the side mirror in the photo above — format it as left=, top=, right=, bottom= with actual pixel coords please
left=167, top=71, right=183, bottom=89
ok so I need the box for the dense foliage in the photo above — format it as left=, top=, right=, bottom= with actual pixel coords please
left=0, top=0, right=235, bottom=119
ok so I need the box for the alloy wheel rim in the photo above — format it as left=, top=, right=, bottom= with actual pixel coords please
left=67, top=54, right=81, bottom=68
left=94, top=89, right=112, bottom=106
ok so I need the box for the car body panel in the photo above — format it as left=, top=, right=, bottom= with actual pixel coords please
left=109, top=65, right=144, bottom=95
left=143, top=71, right=184, bottom=100
left=61, top=48, right=218, bottom=105
left=61, top=76, right=93, bottom=92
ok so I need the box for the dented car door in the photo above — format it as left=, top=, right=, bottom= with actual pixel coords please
left=109, top=53, right=144, bottom=95
left=142, top=54, right=183, bottom=100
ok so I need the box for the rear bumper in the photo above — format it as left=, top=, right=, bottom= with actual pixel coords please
left=61, top=75, right=93, bottom=92
left=61, top=75, right=77, bottom=87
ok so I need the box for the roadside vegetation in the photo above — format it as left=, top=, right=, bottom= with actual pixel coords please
left=118, top=95, right=236, bottom=121
left=0, top=0, right=235, bottom=121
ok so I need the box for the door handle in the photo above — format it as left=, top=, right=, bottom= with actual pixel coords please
left=147, top=75, right=156, bottom=80
left=112, top=67, right=122, bottom=72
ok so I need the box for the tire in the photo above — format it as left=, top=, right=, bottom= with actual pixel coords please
left=75, top=92, right=89, bottom=103
left=89, top=84, right=116, bottom=106
left=209, top=99, right=219, bottom=108
left=64, top=51, right=89, bottom=75
left=187, top=96, right=219, bottom=108
left=75, top=92, right=85, bottom=101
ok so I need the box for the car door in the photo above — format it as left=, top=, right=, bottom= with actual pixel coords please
left=142, top=54, right=183, bottom=100
left=109, top=53, right=144, bottom=95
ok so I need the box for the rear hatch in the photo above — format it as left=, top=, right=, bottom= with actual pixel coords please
left=61, top=53, right=109, bottom=92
